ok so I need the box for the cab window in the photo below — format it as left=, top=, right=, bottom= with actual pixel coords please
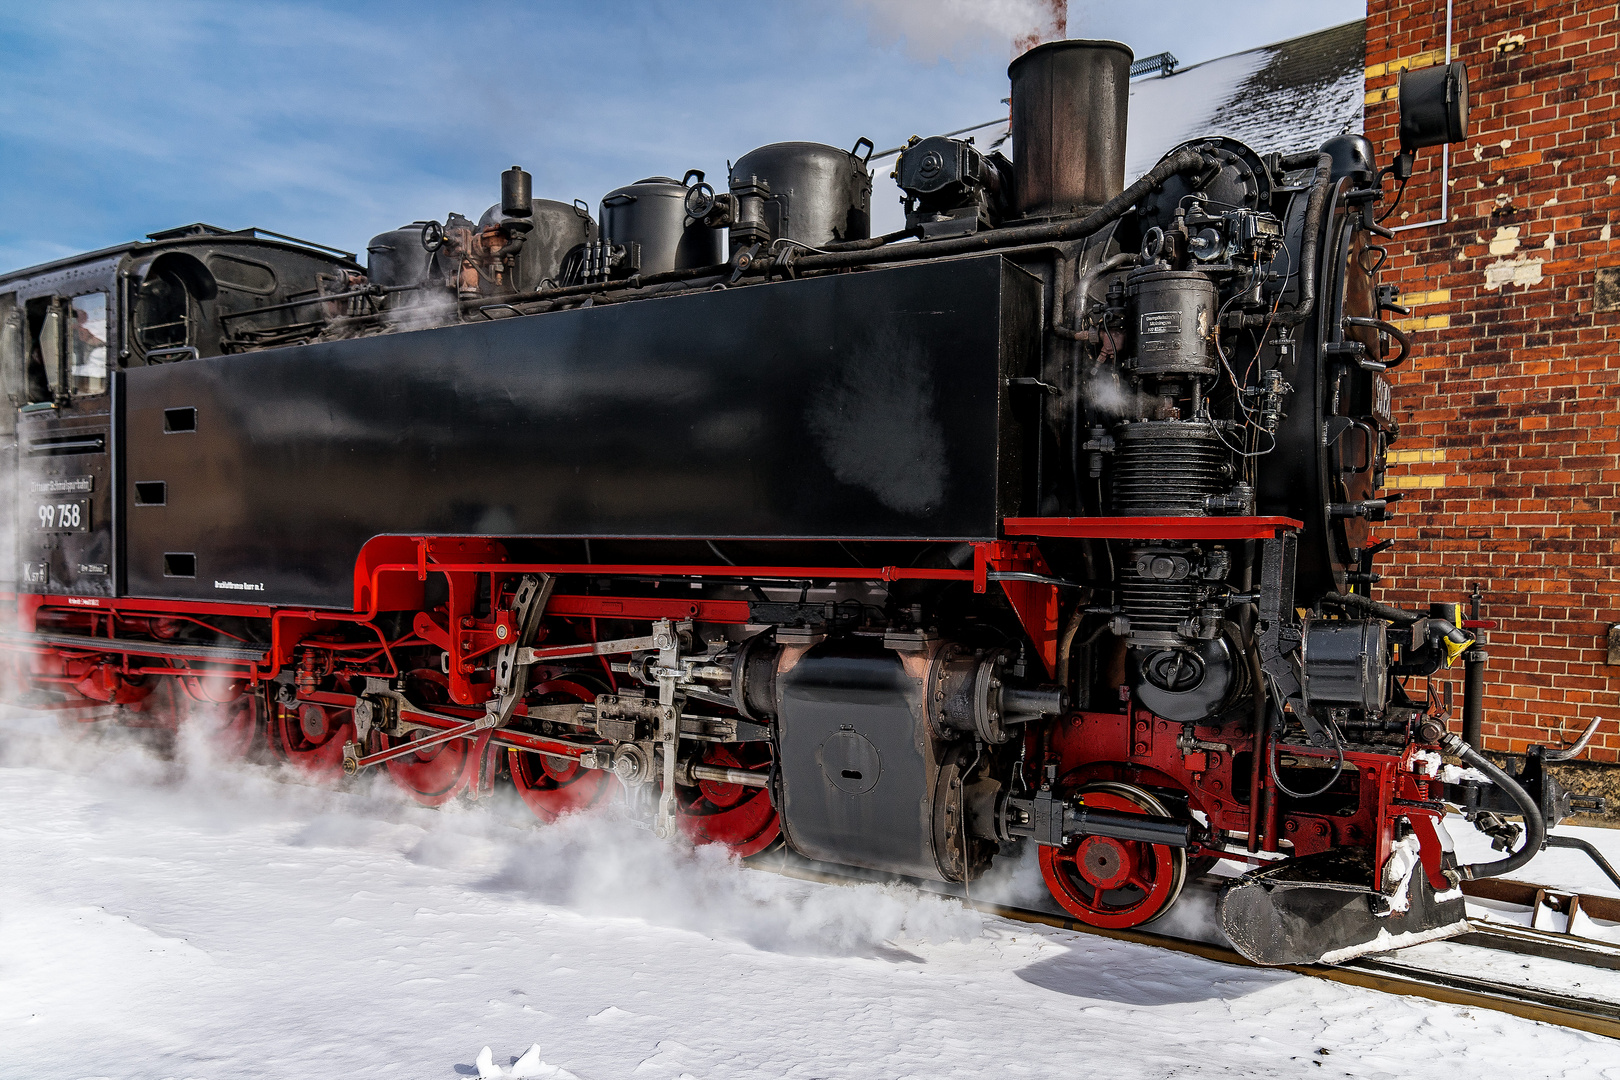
left=37, top=298, right=64, bottom=397
left=68, top=292, right=108, bottom=395
left=0, top=292, right=23, bottom=407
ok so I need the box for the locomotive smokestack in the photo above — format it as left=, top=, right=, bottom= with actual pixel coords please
left=1007, top=39, right=1132, bottom=219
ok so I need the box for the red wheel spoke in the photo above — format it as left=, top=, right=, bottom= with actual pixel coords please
left=676, top=742, right=779, bottom=858
left=271, top=699, right=353, bottom=778
left=509, top=677, right=612, bottom=823
left=1039, top=784, right=1188, bottom=930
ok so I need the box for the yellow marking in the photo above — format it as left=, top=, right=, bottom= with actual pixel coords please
left=1401, top=289, right=1451, bottom=306
left=1364, top=46, right=1455, bottom=80
left=1393, top=313, right=1450, bottom=332
left=1385, top=474, right=1449, bottom=490
left=1386, top=449, right=1447, bottom=464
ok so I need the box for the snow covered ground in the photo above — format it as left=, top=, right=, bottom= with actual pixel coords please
left=3, top=712, right=1619, bottom=1080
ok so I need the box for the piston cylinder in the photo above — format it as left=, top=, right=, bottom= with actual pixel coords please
left=1111, top=420, right=1229, bottom=516
left=1008, top=39, right=1133, bottom=219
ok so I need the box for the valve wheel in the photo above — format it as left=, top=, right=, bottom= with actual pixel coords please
left=677, top=743, right=779, bottom=858
left=1038, top=781, right=1188, bottom=930
left=270, top=700, right=355, bottom=777
left=508, top=677, right=611, bottom=823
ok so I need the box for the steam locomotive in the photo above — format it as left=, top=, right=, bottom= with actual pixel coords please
left=1, top=41, right=1601, bottom=965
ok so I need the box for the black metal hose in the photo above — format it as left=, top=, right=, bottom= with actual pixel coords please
left=1321, top=591, right=1426, bottom=623
left=1442, top=732, right=1547, bottom=880
left=1320, top=592, right=1473, bottom=650
left=1268, top=152, right=1333, bottom=328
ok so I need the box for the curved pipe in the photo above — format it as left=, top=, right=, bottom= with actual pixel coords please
left=1053, top=251, right=1140, bottom=340
left=1343, top=315, right=1410, bottom=368
left=1268, top=152, right=1333, bottom=328
left=770, top=148, right=1214, bottom=276
left=1320, top=591, right=1426, bottom=625
left=1320, top=592, right=1472, bottom=649
left=1442, top=732, right=1547, bottom=880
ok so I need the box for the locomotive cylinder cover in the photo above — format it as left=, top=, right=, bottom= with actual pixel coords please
left=601, top=176, right=724, bottom=276
left=727, top=142, right=872, bottom=253
left=1007, top=39, right=1132, bottom=219
left=1125, top=268, right=1220, bottom=379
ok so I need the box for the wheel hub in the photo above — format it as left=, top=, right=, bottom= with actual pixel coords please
left=299, top=703, right=328, bottom=740
left=1077, top=835, right=1132, bottom=890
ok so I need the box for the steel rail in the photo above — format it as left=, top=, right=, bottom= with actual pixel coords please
left=765, top=860, right=1620, bottom=1041
left=44, top=711, right=1615, bottom=1036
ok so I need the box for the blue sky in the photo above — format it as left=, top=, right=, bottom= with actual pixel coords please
left=0, top=0, right=1364, bottom=273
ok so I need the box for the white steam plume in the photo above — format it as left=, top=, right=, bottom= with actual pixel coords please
left=0, top=708, right=987, bottom=959
left=847, top=0, right=1068, bottom=63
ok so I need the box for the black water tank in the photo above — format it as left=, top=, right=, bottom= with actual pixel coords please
left=727, top=142, right=871, bottom=252
left=600, top=176, right=723, bottom=276
left=1008, top=39, right=1133, bottom=219
left=366, top=223, right=438, bottom=289
left=479, top=199, right=596, bottom=290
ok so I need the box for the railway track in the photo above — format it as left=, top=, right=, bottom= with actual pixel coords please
left=23, top=714, right=1620, bottom=1039
left=769, top=858, right=1620, bottom=1041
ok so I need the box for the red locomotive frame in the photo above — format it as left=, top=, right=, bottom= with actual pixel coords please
left=5, top=515, right=1457, bottom=931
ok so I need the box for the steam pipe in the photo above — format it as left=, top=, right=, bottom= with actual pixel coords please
left=1462, top=644, right=1486, bottom=747
left=1441, top=732, right=1547, bottom=880
left=768, top=149, right=1214, bottom=275
left=1267, top=152, right=1334, bottom=328
left=1246, top=640, right=1268, bottom=853
left=1320, top=591, right=1427, bottom=624
left=821, top=225, right=923, bottom=252
left=447, top=152, right=1214, bottom=321
left=1054, top=251, right=1139, bottom=340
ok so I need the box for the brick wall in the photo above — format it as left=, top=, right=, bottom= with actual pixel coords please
left=1364, top=0, right=1620, bottom=762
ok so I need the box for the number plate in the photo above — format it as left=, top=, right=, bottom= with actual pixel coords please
left=34, top=498, right=90, bottom=533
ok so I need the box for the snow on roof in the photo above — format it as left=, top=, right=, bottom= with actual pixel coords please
left=939, top=20, right=1366, bottom=180
left=1149, top=19, right=1367, bottom=173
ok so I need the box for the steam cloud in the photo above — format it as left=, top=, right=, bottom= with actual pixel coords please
left=847, top=0, right=1068, bottom=62
left=0, top=708, right=989, bottom=959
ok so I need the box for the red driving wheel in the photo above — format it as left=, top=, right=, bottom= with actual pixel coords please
left=270, top=699, right=355, bottom=778
left=677, top=742, right=779, bottom=858
left=179, top=690, right=260, bottom=760
left=381, top=727, right=474, bottom=806
left=1038, top=782, right=1188, bottom=929
left=508, top=677, right=611, bottom=823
